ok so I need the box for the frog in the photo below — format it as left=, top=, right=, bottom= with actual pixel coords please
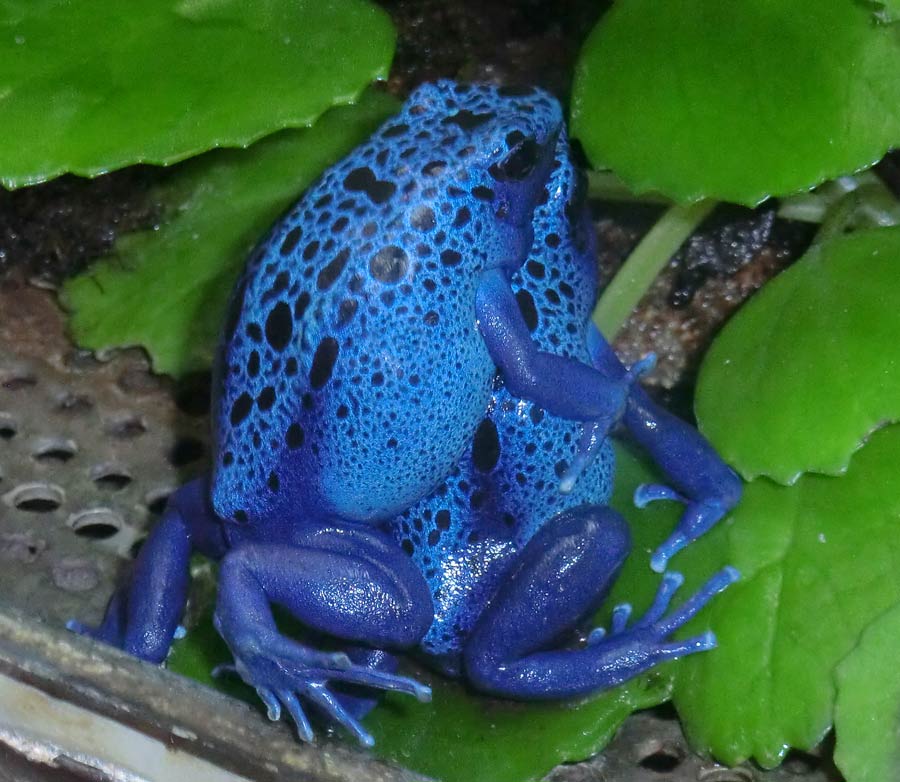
left=69, top=80, right=741, bottom=748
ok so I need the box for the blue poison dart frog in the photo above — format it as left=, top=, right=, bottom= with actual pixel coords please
left=70, top=80, right=741, bottom=747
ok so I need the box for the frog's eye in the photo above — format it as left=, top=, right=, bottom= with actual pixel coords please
left=489, top=137, right=540, bottom=182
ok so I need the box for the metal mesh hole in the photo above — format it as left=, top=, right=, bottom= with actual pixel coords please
left=2, top=373, right=37, bottom=391
left=90, top=464, right=133, bottom=491
left=106, top=414, right=147, bottom=439
left=636, top=738, right=685, bottom=773
left=5, top=482, right=65, bottom=512
left=145, top=489, right=172, bottom=516
left=0, top=413, right=17, bottom=440
left=69, top=508, right=124, bottom=540
left=54, top=392, right=94, bottom=415
left=32, top=437, right=78, bottom=464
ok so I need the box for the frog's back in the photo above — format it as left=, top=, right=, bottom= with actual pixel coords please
left=389, top=130, right=614, bottom=663
left=211, top=81, right=564, bottom=527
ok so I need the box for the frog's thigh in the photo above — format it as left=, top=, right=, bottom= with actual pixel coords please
left=216, top=527, right=433, bottom=649
left=463, top=505, right=630, bottom=696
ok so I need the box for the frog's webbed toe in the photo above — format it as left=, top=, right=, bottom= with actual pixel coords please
left=216, top=638, right=430, bottom=746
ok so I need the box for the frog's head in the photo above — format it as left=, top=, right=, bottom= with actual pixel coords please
left=385, top=80, right=565, bottom=265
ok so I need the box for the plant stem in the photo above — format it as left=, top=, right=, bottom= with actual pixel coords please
left=592, top=200, right=716, bottom=338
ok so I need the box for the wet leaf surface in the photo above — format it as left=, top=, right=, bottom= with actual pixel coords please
left=695, top=226, right=900, bottom=484
left=834, top=600, right=900, bottom=782
left=0, top=0, right=394, bottom=187
left=670, top=426, right=900, bottom=767
left=572, top=0, right=900, bottom=205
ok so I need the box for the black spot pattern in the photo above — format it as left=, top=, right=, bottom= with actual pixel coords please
left=472, top=419, right=500, bottom=473
left=442, top=109, right=495, bottom=130
left=370, top=246, right=408, bottom=283
left=280, top=226, right=302, bottom=255
left=265, top=302, right=292, bottom=351
left=286, top=423, right=304, bottom=449
left=229, top=393, right=252, bottom=426
left=344, top=166, right=397, bottom=204
left=317, top=248, right=350, bottom=290
left=310, top=338, right=339, bottom=389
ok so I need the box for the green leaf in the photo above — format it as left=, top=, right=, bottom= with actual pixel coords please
left=694, top=226, right=900, bottom=484
left=834, top=601, right=900, bottom=782
left=61, top=90, right=399, bottom=377
left=0, top=0, right=394, bottom=188
left=167, top=446, right=686, bottom=782
left=669, top=425, right=900, bottom=767
left=571, top=0, right=900, bottom=205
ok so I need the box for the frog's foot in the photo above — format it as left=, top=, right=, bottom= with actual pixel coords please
left=213, top=533, right=433, bottom=745
left=66, top=591, right=126, bottom=646
left=635, top=483, right=738, bottom=573
left=215, top=635, right=430, bottom=746
left=586, top=567, right=738, bottom=652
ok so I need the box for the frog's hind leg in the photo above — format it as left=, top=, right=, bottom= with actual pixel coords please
left=583, top=324, right=743, bottom=572
left=212, top=523, right=433, bottom=746
left=462, top=505, right=737, bottom=699
left=330, top=647, right=403, bottom=721
left=68, top=477, right=227, bottom=663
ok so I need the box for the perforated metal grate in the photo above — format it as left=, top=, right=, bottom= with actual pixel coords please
left=0, top=278, right=207, bottom=628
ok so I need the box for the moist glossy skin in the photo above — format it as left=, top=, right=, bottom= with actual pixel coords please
left=212, top=82, right=564, bottom=528
left=71, top=81, right=741, bottom=748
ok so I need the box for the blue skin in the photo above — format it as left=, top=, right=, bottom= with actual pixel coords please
left=70, top=81, right=741, bottom=747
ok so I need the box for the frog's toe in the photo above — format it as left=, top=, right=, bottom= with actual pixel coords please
left=221, top=640, right=428, bottom=746
left=304, top=683, right=375, bottom=747
left=650, top=566, right=739, bottom=637
left=249, top=684, right=316, bottom=743
left=656, top=630, right=718, bottom=660
left=634, top=482, right=684, bottom=508
left=633, top=570, right=685, bottom=629
left=279, top=690, right=315, bottom=743
left=329, top=664, right=432, bottom=703
left=625, top=352, right=657, bottom=383
left=610, top=602, right=632, bottom=635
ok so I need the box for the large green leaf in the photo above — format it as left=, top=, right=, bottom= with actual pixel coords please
left=61, top=90, right=399, bottom=377
left=167, top=446, right=688, bottom=782
left=834, top=601, right=900, bottom=782
left=669, top=425, right=900, bottom=767
left=571, top=0, right=900, bottom=205
left=694, top=226, right=900, bottom=484
left=0, top=0, right=394, bottom=187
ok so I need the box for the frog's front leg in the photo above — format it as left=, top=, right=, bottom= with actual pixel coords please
left=476, top=268, right=635, bottom=429
left=462, top=505, right=737, bottom=698
left=68, top=477, right=227, bottom=662
left=584, top=324, right=743, bottom=572
left=213, top=522, right=433, bottom=746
